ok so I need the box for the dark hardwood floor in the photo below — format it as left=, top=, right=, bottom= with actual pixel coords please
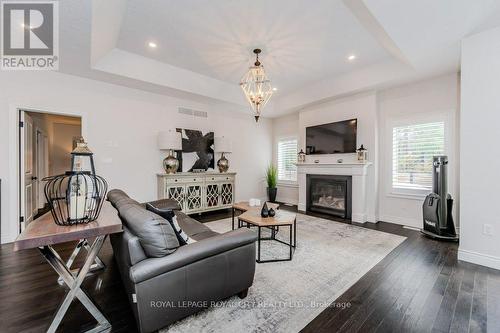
left=301, top=225, right=500, bottom=333
left=1, top=206, right=499, bottom=332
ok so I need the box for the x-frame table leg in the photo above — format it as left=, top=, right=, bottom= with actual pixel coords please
left=57, top=238, right=106, bottom=284
left=39, top=235, right=111, bottom=333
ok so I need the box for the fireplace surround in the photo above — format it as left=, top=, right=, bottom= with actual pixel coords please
left=296, top=162, right=372, bottom=223
left=307, top=175, right=352, bottom=219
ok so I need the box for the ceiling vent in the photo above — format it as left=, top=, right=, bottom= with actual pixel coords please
left=178, top=107, right=208, bottom=118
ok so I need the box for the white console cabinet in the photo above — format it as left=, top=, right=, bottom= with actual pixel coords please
left=157, top=172, right=236, bottom=214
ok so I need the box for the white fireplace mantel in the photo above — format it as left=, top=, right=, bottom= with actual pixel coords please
left=296, top=162, right=373, bottom=223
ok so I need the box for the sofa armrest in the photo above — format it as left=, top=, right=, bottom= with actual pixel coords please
left=143, top=198, right=182, bottom=211
left=129, top=228, right=257, bottom=283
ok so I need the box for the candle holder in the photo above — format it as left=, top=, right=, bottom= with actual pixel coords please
left=43, top=142, right=107, bottom=226
left=357, top=144, right=368, bottom=163
left=298, top=149, right=306, bottom=163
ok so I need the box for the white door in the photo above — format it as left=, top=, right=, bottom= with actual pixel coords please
left=36, top=130, right=48, bottom=209
left=20, top=112, right=35, bottom=229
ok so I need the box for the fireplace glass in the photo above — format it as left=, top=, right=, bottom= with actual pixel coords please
left=307, top=175, right=352, bottom=219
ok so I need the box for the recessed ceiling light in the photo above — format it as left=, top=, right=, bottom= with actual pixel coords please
left=347, top=54, right=357, bottom=61
left=148, top=42, right=157, bottom=48
left=272, top=87, right=278, bottom=91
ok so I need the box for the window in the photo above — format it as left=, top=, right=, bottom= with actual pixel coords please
left=392, top=121, right=445, bottom=190
left=277, top=138, right=298, bottom=182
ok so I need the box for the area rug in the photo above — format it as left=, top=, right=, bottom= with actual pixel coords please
left=162, top=213, right=406, bottom=333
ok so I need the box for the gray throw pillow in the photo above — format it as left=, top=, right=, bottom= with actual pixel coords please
left=119, top=204, right=179, bottom=258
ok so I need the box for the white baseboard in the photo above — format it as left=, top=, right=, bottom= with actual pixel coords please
left=378, top=214, right=421, bottom=229
left=458, top=249, right=500, bottom=270
left=352, top=213, right=368, bottom=223
left=1, top=232, right=15, bottom=245
left=276, top=197, right=298, bottom=205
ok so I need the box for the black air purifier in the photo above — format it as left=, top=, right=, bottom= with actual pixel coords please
left=421, top=156, right=458, bottom=241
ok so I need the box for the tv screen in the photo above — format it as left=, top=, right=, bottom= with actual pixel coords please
left=306, top=119, right=357, bottom=154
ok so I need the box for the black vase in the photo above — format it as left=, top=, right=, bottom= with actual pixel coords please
left=268, top=187, right=277, bottom=202
left=268, top=208, right=276, bottom=217
left=261, top=202, right=269, bottom=218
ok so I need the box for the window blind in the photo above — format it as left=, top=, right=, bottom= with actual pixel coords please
left=278, top=138, right=298, bottom=182
left=392, top=122, right=444, bottom=190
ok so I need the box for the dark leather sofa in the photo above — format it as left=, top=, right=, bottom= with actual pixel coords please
left=107, top=190, right=257, bottom=333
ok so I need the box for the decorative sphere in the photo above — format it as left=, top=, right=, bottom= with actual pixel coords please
left=217, top=155, right=229, bottom=173
left=260, top=203, right=269, bottom=217
left=163, top=155, right=179, bottom=174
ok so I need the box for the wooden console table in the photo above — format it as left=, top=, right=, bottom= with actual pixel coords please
left=157, top=172, right=236, bottom=214
left=14, top=202, right=122, bottom=333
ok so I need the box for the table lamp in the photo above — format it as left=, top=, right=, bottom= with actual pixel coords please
left=158, top=130, right=182, bottom=174
left=214, top=136, right=232, bottom=173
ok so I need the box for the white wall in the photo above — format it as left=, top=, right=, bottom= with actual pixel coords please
left=29, top=113, right=81, bottom=210
left=459, top=27, right=500, bottom=270
left=271, top=74, right=459, bottom=228
left=272, top=113, right=299, bottom=204
left=377, top=74, right=460, bottom=228
left=52, top=123, right=81, bottom=176
left=30, top=113, right=82, bottom=176
left=0, top=71, right=273, bottom=243
left=298, top=92, right=379, bottom=221
left=271, top=92, right=379, bottom=220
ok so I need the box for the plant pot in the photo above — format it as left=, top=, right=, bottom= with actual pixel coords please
left=267, top=187, right=277, bottom=203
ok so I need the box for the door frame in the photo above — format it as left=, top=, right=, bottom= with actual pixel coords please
left=19, top=111, right=35, bottom=230
left=5, top=105, right=87, bottom=244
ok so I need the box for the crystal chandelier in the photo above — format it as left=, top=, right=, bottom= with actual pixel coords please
left=240, top=49, right=274, bottom=122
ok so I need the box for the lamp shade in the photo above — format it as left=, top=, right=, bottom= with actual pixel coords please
left=158, top=130, right=182, bottom=150
left=215, top=136, right=232, bottom=153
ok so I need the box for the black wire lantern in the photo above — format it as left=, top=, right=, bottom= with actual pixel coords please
left=44, top=141, right=108, bottom=226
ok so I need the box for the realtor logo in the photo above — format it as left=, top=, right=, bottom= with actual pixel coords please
left=1, top=1, right=59, bottom=70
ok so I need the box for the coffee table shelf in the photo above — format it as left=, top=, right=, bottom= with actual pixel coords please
left=234, top=204, right=297, bottom=263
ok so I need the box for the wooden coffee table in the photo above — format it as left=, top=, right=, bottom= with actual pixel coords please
left=231, top=201, right=279, bottom=230
left=237, top=208, right=297, bottom=263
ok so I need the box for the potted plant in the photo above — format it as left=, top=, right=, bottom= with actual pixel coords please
left=266, top=164, right=278, bottom=202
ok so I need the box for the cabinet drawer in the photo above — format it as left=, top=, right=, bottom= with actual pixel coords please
left=166, top=177, right=204, bottom=185
left=206, top=175, right=235, bottom=182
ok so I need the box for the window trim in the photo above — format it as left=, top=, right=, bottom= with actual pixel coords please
left=276, top=136, right=298, bottom=184
left=386, top=111, right=452, bottom=198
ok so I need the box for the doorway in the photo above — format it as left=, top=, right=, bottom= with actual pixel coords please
left=19, top=110, right=82, bottom=230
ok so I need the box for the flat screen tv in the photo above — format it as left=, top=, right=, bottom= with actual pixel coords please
left=306, top=119, right=357, bottom=154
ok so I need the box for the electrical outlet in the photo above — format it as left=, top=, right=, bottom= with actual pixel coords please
left=483, top=224, right=493, bottom=236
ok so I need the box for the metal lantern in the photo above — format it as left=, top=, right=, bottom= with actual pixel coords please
left=44, top=142, right=107, bottom=226
left=357, top=144, right=368, bottom=162
left=298, top=149, right=306, bottom=163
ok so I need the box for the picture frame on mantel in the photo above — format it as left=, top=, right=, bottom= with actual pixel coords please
left=176, top=128, right=215, bottom=172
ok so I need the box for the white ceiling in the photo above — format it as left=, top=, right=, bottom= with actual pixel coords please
left=56, top=0, right=500, bottom=117
left=363, top=0, right=500, bottom=70
left=116, top=0, right=391, bottom=93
